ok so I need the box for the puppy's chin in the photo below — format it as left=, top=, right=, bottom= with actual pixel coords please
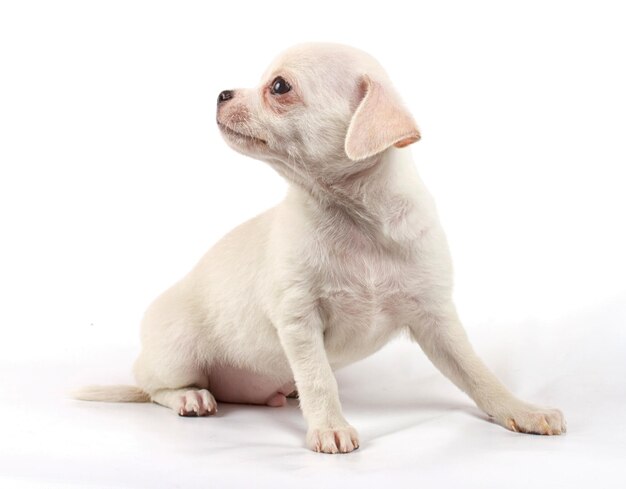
left=217, top=122, right=269, bottom=158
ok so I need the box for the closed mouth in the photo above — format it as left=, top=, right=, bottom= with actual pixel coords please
left=217, top=121, right=267, bottom=145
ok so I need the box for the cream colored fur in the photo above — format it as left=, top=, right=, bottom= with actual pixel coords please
left=74, top=43, right=565, bottom=453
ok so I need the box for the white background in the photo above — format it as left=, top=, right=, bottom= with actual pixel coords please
left=1, top=1, right=625, bottom=487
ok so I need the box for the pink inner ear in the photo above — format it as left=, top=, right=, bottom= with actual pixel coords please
left=394, top=135, right=421, bottom=148
left=345, top=76, right=420, bottom=161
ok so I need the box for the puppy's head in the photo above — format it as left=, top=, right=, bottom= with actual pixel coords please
left=216, top=43, right=419, bottom=184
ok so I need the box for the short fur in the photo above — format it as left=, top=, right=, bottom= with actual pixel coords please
left=75, top=43, right=565, bottom=453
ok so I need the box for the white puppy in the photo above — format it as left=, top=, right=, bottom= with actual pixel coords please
left=75, top=43, right=566, bottom=453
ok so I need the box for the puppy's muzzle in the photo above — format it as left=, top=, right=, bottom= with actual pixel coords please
left=217, top=90, right=234, bottom=105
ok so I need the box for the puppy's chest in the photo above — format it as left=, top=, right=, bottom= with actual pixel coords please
left=313, top=246, right=418, bottom=364
left=317, top=246, right=418, bottom=328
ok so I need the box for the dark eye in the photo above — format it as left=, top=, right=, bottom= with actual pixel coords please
left=270, top=76, right=291, bottom=95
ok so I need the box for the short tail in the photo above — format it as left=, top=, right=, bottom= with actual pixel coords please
left=72, top=384, right=151, bottom=403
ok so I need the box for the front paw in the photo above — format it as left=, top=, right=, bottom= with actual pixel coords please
left=496, top=402, right=566, bottom=435
left=307, top=425, right=360, bottom=454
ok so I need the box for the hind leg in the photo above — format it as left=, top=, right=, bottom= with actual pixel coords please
left=152, top=387, right=218, bottom=416
left=132, top=286, right=222, bottom=416
left=134, top=349, right=218, bottom=417
left=135, top=357, right=219, bottom=417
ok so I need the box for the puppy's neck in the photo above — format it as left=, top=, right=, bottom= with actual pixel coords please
left=291, top=148, right=432, bottom=249
left=317, top=154, right=391, bottom=226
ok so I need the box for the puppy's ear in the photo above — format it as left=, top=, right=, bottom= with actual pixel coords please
left=345, top=75, right=420, bottom=161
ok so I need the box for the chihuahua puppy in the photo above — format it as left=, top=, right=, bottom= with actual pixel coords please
left=75, top=43, right=565, bottom=453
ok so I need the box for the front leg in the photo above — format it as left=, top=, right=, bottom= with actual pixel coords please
left=410, top=303, right=566, bottom=435
left=275, top=313, right=359, bottom=453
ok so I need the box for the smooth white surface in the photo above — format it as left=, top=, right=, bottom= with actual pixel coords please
left=1, top=0, right=625, bottom=487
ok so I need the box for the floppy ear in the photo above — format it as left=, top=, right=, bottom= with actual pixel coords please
left=345, top=75, right=421, bottom=161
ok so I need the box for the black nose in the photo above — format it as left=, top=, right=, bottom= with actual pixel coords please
left=218, top=90, right=234, bottom=104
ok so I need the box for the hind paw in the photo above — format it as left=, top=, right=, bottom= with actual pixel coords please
left=177, top=389, right=218, bottom=417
